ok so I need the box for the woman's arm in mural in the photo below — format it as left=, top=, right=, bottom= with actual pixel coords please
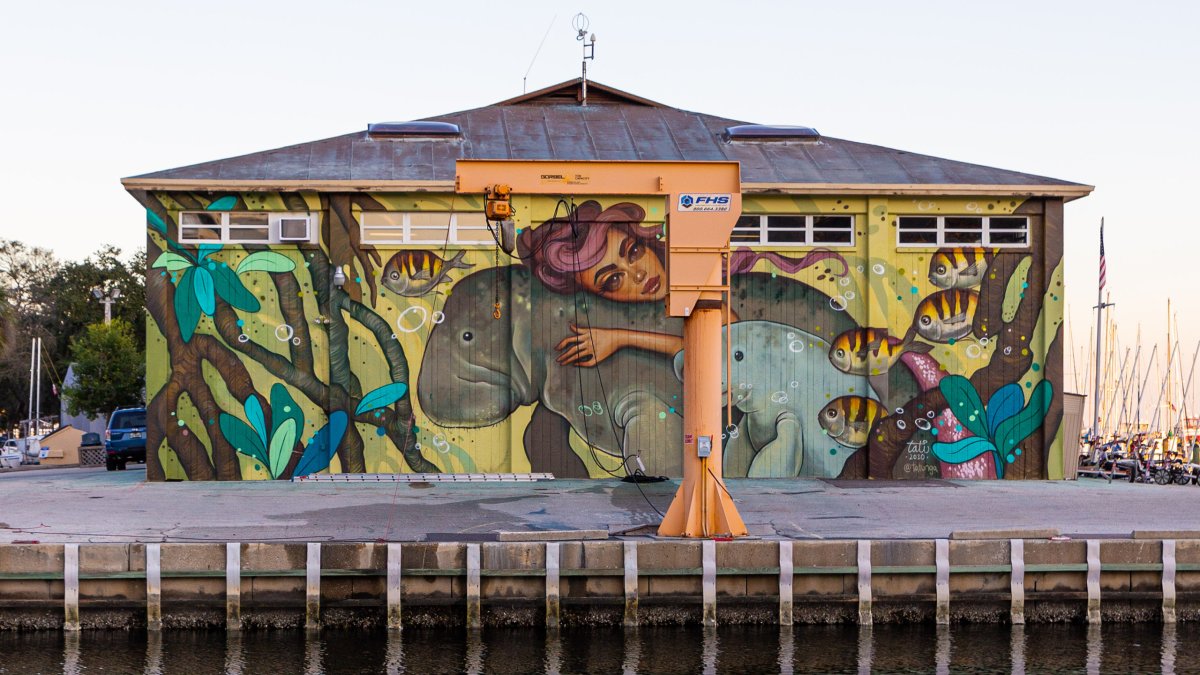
left=556, top=324, right=683, bottom=367
left=556, top=309, right=740, bottom=367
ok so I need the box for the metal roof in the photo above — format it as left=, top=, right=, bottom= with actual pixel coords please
left=124, top=79, right=1092, bottom=199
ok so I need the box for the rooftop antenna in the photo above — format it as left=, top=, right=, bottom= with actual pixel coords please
left=573, top=13, right=596, bottom=106
left=523, top=15, right=557, bottom=94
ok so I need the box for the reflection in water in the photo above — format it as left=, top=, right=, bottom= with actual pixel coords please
left=0, top=622, right=1195, bottom=673
left=465, top=628, right=484, bottom=673
left=1162, top=622, right=1177, bottom=675
left=621, top=628, right=640, bottom=675
left=777, top=627, right=793, bottom=675
left=700, top=626, right=718, bottom=675
left=934, top=624, right=950, bottom=675
left=225, top=632, right=245, bottom=675
left=384, top=630, right=403, bottom=675
left=1010, top=624, right=1026, bottom=674
left=62, top=631, right=80, bottom=675
left=145, top=629, right=163, bottom=675
left=1087, top=623, right=1102, bottom=675
left=304, top=630, right=323, bottom=675
left=544, top=630, right=562, bottom=675
left=856, top=626, right=873, bottom=675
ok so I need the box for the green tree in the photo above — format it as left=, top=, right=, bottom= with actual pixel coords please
left=0, top=240, right=61, bottom=430
left=62, top=319, right=145, bottom=418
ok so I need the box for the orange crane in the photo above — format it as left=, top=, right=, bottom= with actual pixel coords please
left=456, top=159, right=748, bottom=537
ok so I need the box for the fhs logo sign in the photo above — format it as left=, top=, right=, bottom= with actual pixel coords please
left=677, top=193, right=732, bottom=212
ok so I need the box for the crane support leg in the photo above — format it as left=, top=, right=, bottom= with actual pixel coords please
left=658, top=306, right=748, bottom=537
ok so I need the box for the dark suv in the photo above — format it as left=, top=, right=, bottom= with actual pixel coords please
left=105, top=407, right=147, bottom=471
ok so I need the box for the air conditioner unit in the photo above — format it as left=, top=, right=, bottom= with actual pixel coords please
left=278, top=216, right=312, bottom=241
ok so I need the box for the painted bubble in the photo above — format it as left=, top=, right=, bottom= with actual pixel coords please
left=396, top=306, right=428, bottom=333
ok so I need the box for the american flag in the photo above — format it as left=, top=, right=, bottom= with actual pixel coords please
left=1098, top=218, right=1106, bottom=291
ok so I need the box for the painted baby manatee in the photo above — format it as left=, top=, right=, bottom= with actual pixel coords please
left=417, top=265, right=687, bottom=476
left=673, top=320, right=878, bottom=478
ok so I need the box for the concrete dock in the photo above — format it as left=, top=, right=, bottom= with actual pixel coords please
left=0, top=467, right=1196, bottom=543
left=3, top=468, right=1199, bottom=629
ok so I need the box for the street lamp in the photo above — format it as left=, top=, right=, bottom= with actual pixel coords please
left=91, top=286, right=122, bottom=325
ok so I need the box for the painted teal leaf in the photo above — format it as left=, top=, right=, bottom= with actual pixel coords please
left=211, top=263, right=261, bottom=312
left=267, top=418, right=298, bottom=479
left=220, top=413, right=267, bottom=466
left=193, top=266, right=216, bottom=316
left=270, top=383, right=305, bottom=438
left=938, top=375, right=989, bottom=440
left=932, top=436, right=996, bottom=465
left=355, top=382, right=409, bottom=415
left=147, top=209, right=167, bottom=234
left=151, top=252, right=193, bottom=271
left=995, top=380, right=1054, bottom=458
left=206, top=196, right=238, bottom=211
left=987, top=383, right=1025, bottom=439
left=236, top=251, right=296, bottom=275
left=244, top=395, right=268, bottom=449
left=198, top=244, right=223, bottom=261
left=174, top=267, right=201, bottom=343
left=293, top=411, right=349, bottom=477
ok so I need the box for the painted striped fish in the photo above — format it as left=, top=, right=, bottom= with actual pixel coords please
left=819, top=396, right=886, bottom=449
left=928, top=247, right=990, bottom=289
left=910, top=289, right=978, bottom=343
left=381, top=250, right=473, bottom=297
left=828, top=327, right=932, bottom=376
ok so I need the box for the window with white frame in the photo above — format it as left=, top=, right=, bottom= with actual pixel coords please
left=178, top=212, right=315, bottom=244
left=896, top=216, right=1029, bottom=247
left=731, top=214, right=855, bottom=246
left=359, top=212, right=493, bottom=245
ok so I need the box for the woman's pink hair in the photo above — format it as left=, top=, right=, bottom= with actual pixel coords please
left=518, top=201, right=664, bottom=294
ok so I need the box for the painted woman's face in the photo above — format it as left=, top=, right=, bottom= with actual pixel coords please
left=577, top=229, right=667, bottom=302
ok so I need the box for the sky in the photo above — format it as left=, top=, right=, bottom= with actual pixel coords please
left=1, top=0, right=1197, bottom=419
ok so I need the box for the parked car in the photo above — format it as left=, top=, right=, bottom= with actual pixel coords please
left=105, top=407, right=147, bottom=471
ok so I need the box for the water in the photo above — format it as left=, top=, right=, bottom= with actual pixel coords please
left=0, top=623, right=1189, bottom=674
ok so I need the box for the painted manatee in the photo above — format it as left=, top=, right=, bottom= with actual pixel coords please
left=673, top=320, right=879, bottom=478
left=418, top=267, right=913, bottom=478
left=418, top=265, right=686, bottom=476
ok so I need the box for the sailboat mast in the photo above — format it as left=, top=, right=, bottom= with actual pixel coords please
left=1167, top=300, right=1172, bottom=435
left=26, top=338, right=35, bottom=438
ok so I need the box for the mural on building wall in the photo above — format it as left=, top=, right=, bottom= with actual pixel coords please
left=140, top=191, right=1063, bottom=482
